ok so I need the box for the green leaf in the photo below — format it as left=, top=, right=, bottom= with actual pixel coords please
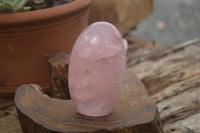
left=23, top=6, right=31, bottom=11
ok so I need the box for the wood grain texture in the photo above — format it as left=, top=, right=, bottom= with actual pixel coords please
left=46, top=52, right=70, bottom=99
left=3, top=35, right=199, bottom=133
left=15, top=70, right=162, bottom=133
left=126, top=36, right=200, bottom=133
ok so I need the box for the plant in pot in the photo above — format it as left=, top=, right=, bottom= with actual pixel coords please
left=0, top=0, right=93, bottom=97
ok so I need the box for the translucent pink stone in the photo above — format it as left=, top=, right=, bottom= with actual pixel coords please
left=68, top=22, right=125, bottom=117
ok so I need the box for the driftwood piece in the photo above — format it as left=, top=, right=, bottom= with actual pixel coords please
left=126, top=36, right=200, bottom=133
left=3, top=35, right=199, bottom=133
left=15, top=70, right=162, bottom=133
left=46, top=52, right=70, bottom=99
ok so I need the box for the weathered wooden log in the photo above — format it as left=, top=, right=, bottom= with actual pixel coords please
left=126, top=35, right=200, bottom=133
left=15, top=70, right=163, bottom=133
left=46, top=52, right=70, bottom=99
left=1, top=35, right=199, bottom=133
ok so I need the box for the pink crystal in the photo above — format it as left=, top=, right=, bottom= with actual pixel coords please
left=68, top=22, right=125, bottom=117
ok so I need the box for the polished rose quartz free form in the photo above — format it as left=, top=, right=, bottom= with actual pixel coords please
left=68, top=22, right=125, bottom=117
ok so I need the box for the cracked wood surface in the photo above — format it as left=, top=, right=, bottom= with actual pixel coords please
left=126, top=36, right=200, bottom=133
left=0, top=35, right=200, bottom=132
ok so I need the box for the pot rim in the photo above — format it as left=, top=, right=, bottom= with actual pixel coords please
left=0, top=0, right=93, bottom=25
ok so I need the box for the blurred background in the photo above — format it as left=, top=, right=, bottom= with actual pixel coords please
left=131, top=0, right=200, bottom=46
left=0, top=0, right=200, bottom=133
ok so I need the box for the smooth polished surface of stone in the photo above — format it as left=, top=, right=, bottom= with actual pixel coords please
left=68, top=22, right=125, bottom=117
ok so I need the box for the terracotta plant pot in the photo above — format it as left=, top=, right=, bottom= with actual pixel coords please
left=0, top=0, right=93, bottom=97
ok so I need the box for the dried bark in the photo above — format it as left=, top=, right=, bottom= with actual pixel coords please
left=127, top=36, right=200, bottom=133
left=46, top=52, right=70, bottom=99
